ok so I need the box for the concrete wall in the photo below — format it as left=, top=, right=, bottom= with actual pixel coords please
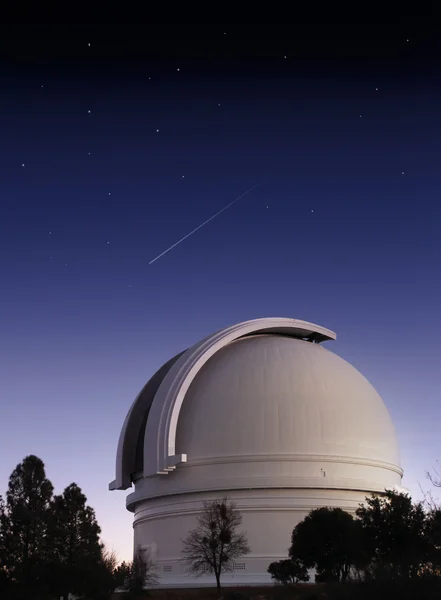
left=133, top=487, right=375, bottom=588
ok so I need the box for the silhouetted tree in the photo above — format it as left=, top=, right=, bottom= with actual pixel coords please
left=113, top=560, right=132, bottom=589
left=267, top=558, right=309, bottom=584
left=423, top=508, right=441, bottom=576
left=181, top=497, right=250, bottom=590
left=427, top=460, right=441, bottom=490
left=126, top=546, right=158, bottom=592
left=3, top=455, right=54, bottom=596
left=289, top=507, right=364, bottom=582
left=48, top=482, right=103, bottom=600
left=356, top=490, right=428, bottom=581
left=0, top=494, right=9, bottom=593
left=0, top=456, right=119, bottom=599
left=83, top=545, right=122, bottom=600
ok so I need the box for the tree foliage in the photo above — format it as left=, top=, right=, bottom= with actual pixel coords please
left=289, top=507, right=364, bottom=582
left=356, top=490, right=430, bottom=581
left=426, top=508, right=441, bottom=572
left=125, top=546, right=158, bottom=592
left=0, top=455, right=120, bottom=599
left=47, top=482, right=104, bottom=599
left=3, top=455, right=54, bottom=595
left=285, top=492, right=441, bottom=584
left=86, top=545, right=123, bottom=600
left=267, top=558, right=309, bottom=584
left=113, top=560, right=132, bottom=589
left=181, top=497, right=250, bottom=589
left=0, top=494, right=8, bottom=593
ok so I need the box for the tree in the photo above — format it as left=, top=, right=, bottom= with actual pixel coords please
left=423, top=508, right=441, bottom=576
left=113, top=560, right=132, bottom=589
left=421, top=461, right=441, bottom=514
left=101, top=545, right=118, bottom=574
left=427, top=460, right=441, bottom=490
left=126, top=546, right=158, bottom=592
left=356, top=490, right=428, bottom=581
left=0, top=494, right=10, bottom=593
left=289, top=507, right=363, bottom=582
left=48, top=482, right=103, bottom=600
left=267, top=558, right=309, bottom=584
left=3, top=455, right=54, bottom=595
left=181, top=497, right=250, bottom=590
left=1, top=456, right=115, bottom=599
left=86, top=545, right=121, bottom=599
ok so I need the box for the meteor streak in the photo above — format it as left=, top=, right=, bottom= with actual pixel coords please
left=149, top=183, right=260, bottom=264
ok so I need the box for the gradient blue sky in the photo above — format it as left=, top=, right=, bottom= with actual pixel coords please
left=1, top=22, right=440, bottom=563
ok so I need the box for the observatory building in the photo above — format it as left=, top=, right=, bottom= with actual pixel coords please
left=110, top=317, right=403, bottom=587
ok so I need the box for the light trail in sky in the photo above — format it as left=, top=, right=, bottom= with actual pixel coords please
left=149, top=183, right=260, bottom=264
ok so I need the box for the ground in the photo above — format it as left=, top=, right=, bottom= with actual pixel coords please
left=111, top=585, right=325, bottom=600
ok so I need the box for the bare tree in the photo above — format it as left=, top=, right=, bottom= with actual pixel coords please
left=126, top=546, right=158, bottom=592
left=181, top=497, right=250, bottom=590
left=427, top=460, right=441, bottom=489
left=421, top=461, right=441, bottom=512
left=419, top=483, right=439, bottom=512
left=98, top=544, right=119, bottom=594
left=101, top=543, right=118, bottom=575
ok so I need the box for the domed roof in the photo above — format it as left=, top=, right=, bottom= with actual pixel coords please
left=110, top=318, right=402, bottom=496
left=177, top=334, right=399, bottom=465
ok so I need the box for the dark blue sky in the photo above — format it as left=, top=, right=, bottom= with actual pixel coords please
left=1, top=21, right=440, bottom=561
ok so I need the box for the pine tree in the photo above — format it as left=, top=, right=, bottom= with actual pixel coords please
left=49, top=482, right=103, bottom=600
left=4, top=455, right=53, bottom=594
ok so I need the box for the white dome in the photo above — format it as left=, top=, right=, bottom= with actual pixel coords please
left=176, top=334, right=400, bottom=468
left=110, top=317, right=403, bottom=588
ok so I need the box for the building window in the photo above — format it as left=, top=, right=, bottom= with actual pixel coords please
left=163, top=565, right=173, bottom=572
left=232, top=562, right=246, bottom=571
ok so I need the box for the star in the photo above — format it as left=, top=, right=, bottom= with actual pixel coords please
left=375, top=87, right=379, bottom=91
left=359, top=114, right=363, bottom=118
left=65, top=264, right=68, bottom=267
left=50, top=256, right=52, bottom=259
left=87, top=110, right=91, bottom=114
left=406, top=38, right=410, bottom=42
left=266, top=205, right=269, bottom=209
left=156, top=129, right=160, bottom=132
left=108, top=192, right=111, bottom=195
left=217, top=103, right=221, bottom=107
left=106, top=241, right=110, bottom=244
left=87, top=152, right=91, bottom=155
left=41, top=85, right=44, bottom=88
left=181, top=175, right=185, bottom=178
left=401, top=171, right=405, bottom=175
left=284, top=55, right=287, bottom=59
left=21, top=163, right=25, bottom=167
left=88, top=42, right=91, bottom=47
left=177, top=68, right=180, bottom=72
left=311, top=209, right=314, bottom=213
left=49, top=231, right=52, bottom=235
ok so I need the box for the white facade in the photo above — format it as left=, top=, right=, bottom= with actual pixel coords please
left=110, top=317, right=403, bottom=587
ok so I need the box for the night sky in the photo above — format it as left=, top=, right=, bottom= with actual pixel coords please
left=1, top=21, right=440, bottom=562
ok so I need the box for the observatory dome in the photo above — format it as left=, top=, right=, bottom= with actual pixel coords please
left=110, top=317, right=403, bottom=587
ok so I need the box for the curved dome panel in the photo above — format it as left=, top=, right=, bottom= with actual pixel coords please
left=176, top=334, right=400, bottom=467
left=110, top=350, right=186, bottom=490
left=143, top=318, right=336, bottom=477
